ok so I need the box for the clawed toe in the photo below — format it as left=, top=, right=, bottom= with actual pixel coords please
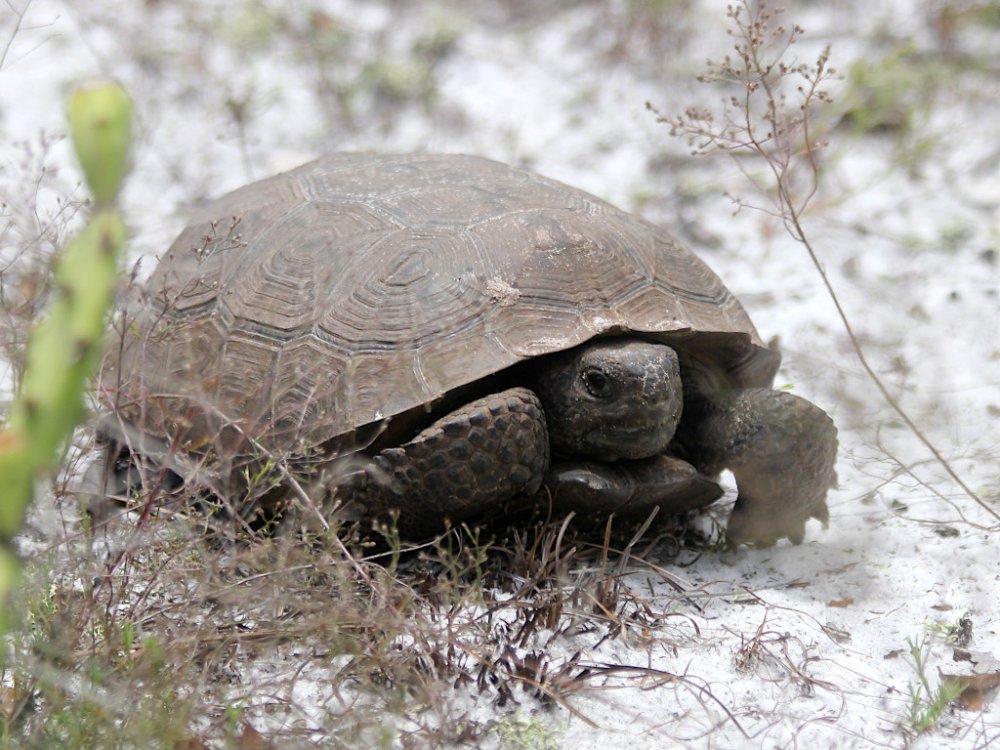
left=725, top=491, right=829, bottom=548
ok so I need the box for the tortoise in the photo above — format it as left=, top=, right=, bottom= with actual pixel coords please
left=93, top=152, right=837, bottom=547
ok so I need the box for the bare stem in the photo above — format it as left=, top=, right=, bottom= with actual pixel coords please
left=654, top=0, right=996, bottom=522
left=781, top=199, right=995, bottom=521
left=0, top=0, right=31, bottom=72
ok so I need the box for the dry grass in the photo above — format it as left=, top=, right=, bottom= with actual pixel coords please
left=4, top=469, right=717, bottom=748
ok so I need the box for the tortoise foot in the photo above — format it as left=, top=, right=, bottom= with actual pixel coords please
left=685, top=388, right=837, bottom=548
left=546, top=454, right=722, bottom=519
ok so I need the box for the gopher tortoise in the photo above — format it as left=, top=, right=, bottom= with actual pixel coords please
left=94, top=153, right=837, bottom=547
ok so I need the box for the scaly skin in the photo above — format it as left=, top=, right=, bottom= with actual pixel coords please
left=349, top=388, right=719, bottom=535
left=545, top=454, right=722, bottom=519
left=347, top=340, right=708, bottom=536
left=679, top=388, right=838, bottom=547
left=344, top=387, right=550, bottom=537
left=350, top=342, right=836, bottom=545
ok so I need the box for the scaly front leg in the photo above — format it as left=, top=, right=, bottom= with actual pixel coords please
left=682, top=388, right=837, bottom=547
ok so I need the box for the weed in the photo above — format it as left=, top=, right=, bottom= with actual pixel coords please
left=842, top=42, right=932, bottom=133
left=0, top=482, right=705, bottom=747
left=835, top=39, right=955, bottom=175
left=0, top=83, right=132, bottom=635
left=925, top=612, right=974, bottom=648
left=2, top=557, right=197, bottom=748
left=653, top=0, right=997, bottom=527
left=905, top=635, right=964, bottom=734
left=496, top=710, right=562, bottom=750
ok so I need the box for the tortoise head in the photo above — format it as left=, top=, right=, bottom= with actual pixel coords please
left=529, top=337, right=683, bottom=461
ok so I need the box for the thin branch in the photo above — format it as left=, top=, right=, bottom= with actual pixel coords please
left=781, top=200, right=996, bottom=521
left=1, top=0, right=58, bottom=73
left=653, top=0, right=997, bottom=524
left=0, top=0, right=31, bottom=72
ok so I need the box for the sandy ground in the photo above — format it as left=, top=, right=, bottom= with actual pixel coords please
left=1, top=0, right=998, bottom=747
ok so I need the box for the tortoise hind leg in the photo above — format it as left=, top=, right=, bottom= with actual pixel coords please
left=343, top=387, right=550, bottom=538
left=683, top=388, right=837, bottom=548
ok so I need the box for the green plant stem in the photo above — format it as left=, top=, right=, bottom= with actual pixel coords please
left=0, top=82, right=132, bottom=636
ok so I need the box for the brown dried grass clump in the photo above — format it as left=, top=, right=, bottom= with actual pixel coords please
left=4, top=465, right=712, bottom=749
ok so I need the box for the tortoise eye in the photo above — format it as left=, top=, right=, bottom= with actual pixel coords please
left=581, top=368, right=613, bottom=398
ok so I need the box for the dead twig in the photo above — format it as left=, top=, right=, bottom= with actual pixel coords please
left=651, top=0, right=997, bottom=525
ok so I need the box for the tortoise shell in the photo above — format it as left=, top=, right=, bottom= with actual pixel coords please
left=100, top=153, right=780, bottom=456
